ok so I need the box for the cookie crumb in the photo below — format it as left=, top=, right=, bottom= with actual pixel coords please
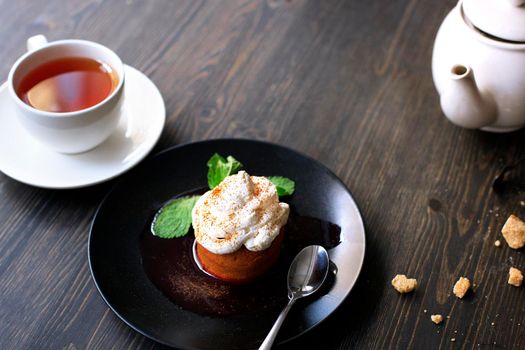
left=451, top=338, right=456, bottom=342
left=520, top=200, right=525, bottom=207
left=423, top=309, right=427, bottom=313
left=508, top=267, right=523, bottom=287
left=494, top=240, right=501, bottom=247
left=431, top=314, right=443, bottom=324
left=453, top=277, right=471, bottom=298
left=491, top=322, right=495, bottom=326
left=391, top=274, right=417, bottom=293
left=502, top=215, right=525, bottom=249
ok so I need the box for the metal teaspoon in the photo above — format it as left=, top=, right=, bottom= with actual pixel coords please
left=258, top=245, right=330, bottom=350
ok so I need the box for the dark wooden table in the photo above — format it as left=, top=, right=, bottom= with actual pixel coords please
left=1, top=0, right=525, bottom=349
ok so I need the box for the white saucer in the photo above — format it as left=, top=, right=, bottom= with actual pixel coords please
left=0, top=65, right=165, bottom=189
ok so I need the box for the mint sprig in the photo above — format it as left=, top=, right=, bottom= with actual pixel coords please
left=207, top=153, right=243, bottom=189
left=151, top=196, right=200, bottom=238
left=267, top=176, right=295, bottom=196
left=151, top=154, right=296, bottom=239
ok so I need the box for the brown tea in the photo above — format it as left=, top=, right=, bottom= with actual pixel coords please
left=16, top=57, right=118, bottom=113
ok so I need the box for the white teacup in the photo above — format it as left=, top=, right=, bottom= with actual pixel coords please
left=7, top=35, right=125, bottom=154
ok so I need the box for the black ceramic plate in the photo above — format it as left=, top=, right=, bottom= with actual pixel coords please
left=89, top=139, right=365, bottom=350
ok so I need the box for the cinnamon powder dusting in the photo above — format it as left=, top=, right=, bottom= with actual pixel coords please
left=253, top=183, right=262, bottom=196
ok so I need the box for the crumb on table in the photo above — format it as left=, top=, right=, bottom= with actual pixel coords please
left=508, top=267, right=523, bottom=287
left=494, top=240, right=501, bottom=247
left=453, top=277, right=471, bottom=298
left=502, top=214, right=525, bottom=249
left=431, top=314, right=443, bottom=324
left=391, top=274, right=417, bottom=293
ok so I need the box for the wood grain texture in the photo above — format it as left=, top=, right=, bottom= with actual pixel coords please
left=1, top=0, right=525, bottom=349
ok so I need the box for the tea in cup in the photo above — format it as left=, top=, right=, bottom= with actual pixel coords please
left=7, top=35, right=125, bottom=154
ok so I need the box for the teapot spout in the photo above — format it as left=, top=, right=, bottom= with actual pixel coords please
left=440, top=65, right=497, bottom=129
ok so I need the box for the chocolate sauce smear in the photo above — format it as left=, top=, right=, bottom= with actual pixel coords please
left=140, top=197, right=341, bottom=317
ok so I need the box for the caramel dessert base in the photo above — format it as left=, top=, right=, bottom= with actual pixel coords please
left=195, top=229, right=284, bottom=284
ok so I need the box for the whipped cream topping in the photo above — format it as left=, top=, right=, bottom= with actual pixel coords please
left=192, top=171, right=290, bottom=254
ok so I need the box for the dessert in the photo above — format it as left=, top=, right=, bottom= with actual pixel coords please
left=192, top=171, right=290, bottom=283
left=453, top=277, right=470, bottom=298
left=501, top=214, right=525, bottom=249
left=431, top=314, right=443, bottom=324
left=508, top=267, right=523, bottom=287
left=391, top=274, right=417, bottom=293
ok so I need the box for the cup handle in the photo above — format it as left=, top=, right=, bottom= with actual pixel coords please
left=27, top=35, right=48, bottom=52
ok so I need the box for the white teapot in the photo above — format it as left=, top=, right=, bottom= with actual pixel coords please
left=432, top=0, right=525, bottom=132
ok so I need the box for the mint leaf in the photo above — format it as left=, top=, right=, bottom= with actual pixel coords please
left=267, top=176, right=295, bottom=196
left=151, top=196, right=200, bottom=238
left=206, top=153, right=243, bottom=189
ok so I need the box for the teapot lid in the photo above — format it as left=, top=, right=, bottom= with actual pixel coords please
left=463, top=0, right=525, bottom=42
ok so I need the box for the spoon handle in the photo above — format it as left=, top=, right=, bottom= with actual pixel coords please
left=258, top=297, right=297, bottom=350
